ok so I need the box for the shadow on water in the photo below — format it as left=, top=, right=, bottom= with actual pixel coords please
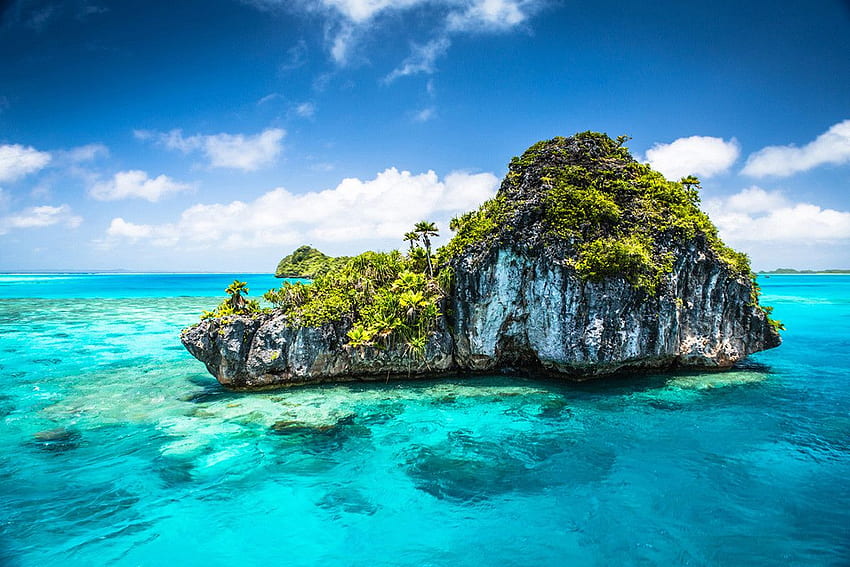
left=401, top=428, right=616, bottom=504
left=3, top=479, right=142, bottom=545
left=547, top=363, right=774, bottom=397
left=0, top=394, right=14, bottom=418
left=351, top=401, right=406, bottom=426
left=270, top=414, right=372, bottom=455
left=0, top=540, right=20, bottom=567
left=181, top=379, right=242, bottom=404
left=317, top=485, right=380, bottom=517
left=153, top=452, right=197, bottom=487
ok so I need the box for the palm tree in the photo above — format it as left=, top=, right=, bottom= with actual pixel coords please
left=403, top=231, right=420, bottom=251
left=414, top=221, right=439, bottom=277
left=225, top=280, right=249, bottom=311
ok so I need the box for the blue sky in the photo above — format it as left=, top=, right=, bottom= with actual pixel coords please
left=1, top=0, right=849, bottom=271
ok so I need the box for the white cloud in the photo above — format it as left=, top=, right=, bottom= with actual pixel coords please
left=104, top=167, right=499, bottom=249
left=280, top=39, right=308, bottom=71
left=412, top=107, right=436, bottom=123
left=294, top=102, right=315, bottom=118
left=446, top=0, right=534, bottom=31
left=742, top=119, right=850, bottom=178
left=722, top=186, right=788, bottom=215
left=0, top=204, right=82, bottom=235
left=138, top=128, right=285, bottom=171
left=329, top=23, right=356, bottom=64
left=319, top=0, right=424, bottom=23
left=314, top=0, right=540, bottom=29
left=62, top=143, right=109, bottom=163
left=645, top=136, right=740, bottom=180
left=704, top=187, right=850, bottom=242
left=385, top=37, right=451, bottom=82
left=0, top=144, right=52, bottom=183
left=258, top=93, right=283, bottom=105
left=255, top=0, right=544, bottom=68
left=106, top=218, right=154, bottom=240
left=89, top=170, right=193, bottom=202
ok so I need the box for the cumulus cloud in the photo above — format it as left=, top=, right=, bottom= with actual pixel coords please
left=703, top=187, right=850, bottom=242
left=89, top=170, right=193, bottom=202
left=742, top=119, right=850, bottom=178
left=103, top=167, right=499, bottom=249
left=137, top=128, right=285, bottom=171
left=106, top=218, right=154, bottom=240
left=0, top=204, right=82, bottom=235
left=645, top=136, right=740, bottom=180
left=104, top=218, right=180, bottom=247
left=0, top=143, right=52, bottom=183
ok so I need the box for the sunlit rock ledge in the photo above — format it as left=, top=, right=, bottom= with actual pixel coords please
left=182, top=133, right=781, bottom=389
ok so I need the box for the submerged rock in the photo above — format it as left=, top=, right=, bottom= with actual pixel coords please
left=182, top=132, right=780, bottom=389
left=31, top=427, right=81, bottom=452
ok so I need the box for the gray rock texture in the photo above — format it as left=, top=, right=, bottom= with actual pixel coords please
left=449, top=242, right=780, bottom=376
left=182, top=315, right=454, bottom=389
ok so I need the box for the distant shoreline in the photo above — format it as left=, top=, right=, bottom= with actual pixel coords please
left=2, top=270, right=849, bottom=277
left=758, top=270, right=850, bottom=275
left=0, top=272, right=275, bottom=276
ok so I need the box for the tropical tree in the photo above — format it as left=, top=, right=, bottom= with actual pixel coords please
left=408, top=247, right=429, bottom=274
left=403, top=231, right=420, bottom=251
left=225, top=280, right=249, bottom=311
left=680, top=175, right=701, bottom=203
left=413, top=221, right=439, bottom=276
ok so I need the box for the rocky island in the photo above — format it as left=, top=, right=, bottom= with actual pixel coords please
left=182, top=132, right=782, bottom=389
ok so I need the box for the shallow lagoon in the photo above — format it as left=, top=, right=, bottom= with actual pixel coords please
left=1, top=274, right=848, bottom=565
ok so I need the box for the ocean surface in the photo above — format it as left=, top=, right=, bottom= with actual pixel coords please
left=1, top=273, right=848, bottom=566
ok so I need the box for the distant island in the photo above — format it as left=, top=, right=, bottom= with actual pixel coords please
left=183, top=132, right=781, bottom=389
left=275, top=245, right=349, bottom=279
left=759, top=268, right=850, bottom=274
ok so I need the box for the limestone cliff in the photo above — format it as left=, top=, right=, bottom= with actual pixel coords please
left=182, top=132, right=781, bottom=389
left=449, top=241, right=779, bottom=375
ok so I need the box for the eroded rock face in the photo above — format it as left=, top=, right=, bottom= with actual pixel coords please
left=181, top=315, right=454, bottom=389
left=450, top=241, right=780, bottom=376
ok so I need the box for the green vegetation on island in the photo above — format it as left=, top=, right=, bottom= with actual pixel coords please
left=265, top=223, right=447, bottom=355
left=200, top=279, right=262, bottom=320
left=274, top=245, right=349, bottom=278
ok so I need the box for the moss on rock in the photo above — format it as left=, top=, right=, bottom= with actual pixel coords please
left=440, top=131, right=754, bottom=295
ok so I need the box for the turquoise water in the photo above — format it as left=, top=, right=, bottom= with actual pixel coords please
left=1, top=274, right=848, bottom=566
